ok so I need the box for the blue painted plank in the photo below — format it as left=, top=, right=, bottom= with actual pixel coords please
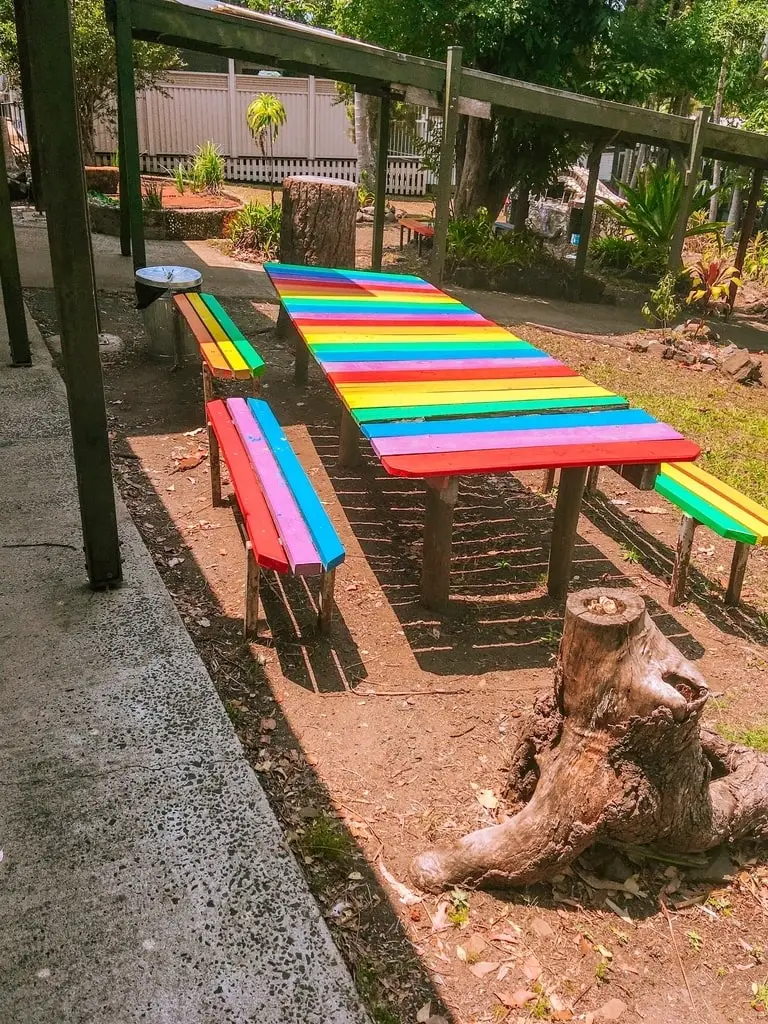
left=246, top=398, right=346, bottom=571
left=309, top=344, right=544, bottom=361
left=265, top=262, right=428, bottom=286
left=362, top=408, right=655, bottom=439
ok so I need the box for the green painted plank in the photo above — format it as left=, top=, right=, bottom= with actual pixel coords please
left=202, top=293, right=266, bottom=375
left=352, top=394, right=628, bottom=424
left=655, top=474, right=758, bottom=544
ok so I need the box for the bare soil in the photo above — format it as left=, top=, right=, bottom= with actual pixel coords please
left=24, top=259, right=768, bottom=1024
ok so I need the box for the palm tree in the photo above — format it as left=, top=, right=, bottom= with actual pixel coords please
left=246, top=93, right=287, bottom=206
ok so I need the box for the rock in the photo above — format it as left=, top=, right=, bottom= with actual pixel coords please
left=685, top=848, right=736, bottom=883
left=603, top=854, right=634, bottom=883
left=98, top=332, right=124, bottom=361
left=629, top=338, right=650, bottom=353
left=721, top=348, right=763, bottom=384
left=673, top=350, right=696, bottom=365
left=698, top=349, right=719, bottom=365
left=661, top=345, right=676, bottom=359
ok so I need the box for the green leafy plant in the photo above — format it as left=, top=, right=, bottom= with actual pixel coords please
left=604, top=164, right=724, bottom=254
left=742, top=230, right=768, bottom=284
left=171, top=162, right=187, bottom=195
left=589, top=235, right=667, bottom=275
left=641, top=271, right=681, bottom=332
left=686, top=257, right=742, bottom=318
left=447, top=888, right=470, bottom=926
left=190, top=141, right=224, bottom=195
left=621, top=544, right=643, bottom=565
left=447, top=208, right=546, bottom=272
left=716, top=723, right=768, bottom=752
left=87, top=189, right=118, bottom=207
left=142, top=179, right=163, bottom=211
left=687, top=930, right=703, bottom=952
left=227, top=200, right=281, bottom=259
left=246, top=93, right=287, bottom=206
left=358, top=169, right=375, bottom=209
left=751, top=980, right=768, bottom=1012
left=300, top=814, right=353, bottom=863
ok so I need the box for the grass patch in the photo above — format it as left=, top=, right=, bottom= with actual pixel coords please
left=716, top=723, right=768, bottom=752
left=300, top=814, right=354, bottom=863
left=354, top=960, right=402, bottom=1024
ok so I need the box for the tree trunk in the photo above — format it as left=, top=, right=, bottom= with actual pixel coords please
left=725, top=184, right=742, bottom=243
left=629, top=144, right=648, bottom=189
left=354, top=91, right=376, bottom=191
left=280, top=175, right=357, bottom=268
left=512, top=183, right=530, bottom=232
left=453, top=116, right=493, bottom=218
left=410, top=588, right=768, bottom=892
left=1, top=114, right=17, bottom=174
left=709, top=52, right=729, bottom=222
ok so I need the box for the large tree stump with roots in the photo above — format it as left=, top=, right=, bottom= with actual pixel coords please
left=410, top=588, right=768, bottom=892
left=278, top=175, right=357, bottom=384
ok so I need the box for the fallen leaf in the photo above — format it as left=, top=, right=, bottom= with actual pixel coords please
left=260, top=717, right=277, bottom=731
left=496, top=964, right=510, bottom=982
left=552, top=1011, right=574, bottom=1022
left=183, top=427, right=205, bottom=437
left=523, top=955, right=542, bottom=981
left=197, top=617, right=211, bottom=628
left=627, top=505, right=667, bottom=515
left=416, top=1001, right=432, bottom=1023
left=426, top=1017, right=449, bottom=1024
left=596, top=998, right=627, bottom=1020
left=475, top=788, right=499, bottom=810
left=595, top=944, right=613, bottom=961
left=465, top=933, right=487, bottom=958
left=489, top=929, right=521, bottom=945
left=604, top=898, right=632, bottom=925
left=531, top=917, right=555, bottom=939
left=347, top=871, right=363, bottom=881
left=469, top=961, right=499, bottom=978
left=377, top=857, right=421, bottom=905
left=431, top=902, right=452, bottom=932
left=578, top=935, right=592, bottom=956
left=456, top=945, right=467, bottom=962
left=496, top=989, right=536, bottom=1009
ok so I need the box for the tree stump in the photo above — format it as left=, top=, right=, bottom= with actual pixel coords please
left=410, top=588, right=768, bottom=892
left=278, top=176, right=357, bottom=383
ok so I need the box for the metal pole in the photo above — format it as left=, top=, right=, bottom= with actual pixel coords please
left=573, top=142, right=602, bottom=291
left=371, top=93, right=390, bottom=271
left=23, top=0, right=122, bottom=587
left=114, top=0, right=146, bottom=270
left=0, top=127, right=31, bottom=365
left=668, top=107, right=709, bottom=273
left=430, top=45, right=462, bottom=286
left=11, top=0, right=44, bottom=210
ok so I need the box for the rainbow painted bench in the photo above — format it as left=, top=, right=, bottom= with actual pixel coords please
left=206, top=397, right=345, bottom=636
left=656, top=461, right=768, bottom=607
left=264, top=263, right=700, bottom=609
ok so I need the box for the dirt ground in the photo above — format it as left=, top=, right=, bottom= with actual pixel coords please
left=25, top=244, right=768, bottom=1024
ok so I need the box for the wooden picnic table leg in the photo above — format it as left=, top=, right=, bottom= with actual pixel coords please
left=338, top=408, right=363, bottom=468
left=421, top=476, right=459, bottom=611
left=317, top=568, right=336, bottom=634
left=725, top=541, right=750, bottom=607
left=585, top=466, right=600, bottom=495
left=541, top=468, right=557, bottom=494
left=669, top=514, right=697, bottom=606
left=244, top=541, right=260, bottom=639
left=547, top=466, right=588, bottom=601
left=399, top=224, right=405, bottom=249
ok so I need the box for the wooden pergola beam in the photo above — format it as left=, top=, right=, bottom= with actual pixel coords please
left=115, top=0, right=146, bottom=271
left=371, top=93, right=390, bottom=272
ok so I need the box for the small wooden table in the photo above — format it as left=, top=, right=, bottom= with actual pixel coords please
left=265, top=263, right=701, bottom=609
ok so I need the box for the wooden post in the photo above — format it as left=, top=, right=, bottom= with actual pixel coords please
left=12, top=0, right=43, bottom=210
left=547, top=466, right=588, bottom=601
left=574, top=142, right=603, bottom=291
left=371, top=93, right=390, bottom=272
left=729, top=167, right=764, bottom=309
left=317, top=568, right=336, bottom=634
left=0, top=128, right=31, bottom=366
left=338, top=407, right=362, bottom=468
left=669, top=514, right=697, bottom=606
left=24, top=0, right=122, bottom=587
left=244, top=542, right=260, bottom=638
left=430, top=46, right=462, bottom=286
left=114, top=0, right=146, bottom=271
left=668, top=107, right=709, bottom=273
left=725, top=541, right=750, bottom=607
left=421, top=476, right=459, bottom=611
left=293, top=324, right=310, bottom=385
left=585, top=466, right=600, bottom=495
left=541, top=468, right=557, bottom=494
left=117, top=77, right=131, bottom=257
left=208, top=418, right=223, bottom=507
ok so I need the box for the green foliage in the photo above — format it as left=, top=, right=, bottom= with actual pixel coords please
left=172, top=163, right=187, bottom=195
left=605, top=164, right=723, bottom=252
left=189, top=141, right=225, bottom=194
left=742, top=231, right=768, bottom=284
left=246, top=93, right=287, bottom=204
left=716, top=724, right=768, bottom=752
left=447, top=888, right=470, bottom=927
left=228, top=200, right=281, bottom=258
left=685, top=258, right=742, bottom=314
left=358, top=169, right=375, bottom=209
left=300, top=814, right=353, bottom=863
left=353, top=960, right=402, bottom=1024
left=0, top=0, right=181, bottom=162
left=142, top=179, right=163, bottom=211
left=87, top=189, right=118, bottom=207
left=641, top=272, right=681, bottom=330
left=589, top=235, right=666, bottom=275
left=447, top=208, right=545, bottom=272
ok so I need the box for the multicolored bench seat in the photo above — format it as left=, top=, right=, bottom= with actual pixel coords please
left=656, top=461, right=768, bottom=607
left=206, top=397, right=345, bottom=637
left=173, top=292, right=265, bottom=400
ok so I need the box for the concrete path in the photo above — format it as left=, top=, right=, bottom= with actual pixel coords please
left=0, top=304, right=369, bottom=1023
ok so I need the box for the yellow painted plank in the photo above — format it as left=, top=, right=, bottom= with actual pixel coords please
left=338, top=375, right=599, bottom=395
left=301, top=327, right=519, bottom=342
left=342, top=384, right=615, bottom=410
left=188, top=293, right=250, bottom=376
left=667, top=462, right=768, bottom=531
left=199, top=339, right=234, bottom=377
left=662, top=463, right=768, bottom=543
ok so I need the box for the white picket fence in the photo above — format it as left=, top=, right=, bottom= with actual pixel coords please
left=93, top=70, right=436, bottom=196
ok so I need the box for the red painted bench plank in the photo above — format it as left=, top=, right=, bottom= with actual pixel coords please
left=327, top=364, right=577, bottom=385
left=381, top=439, right=701, bottom=478
left=205, top=399, right=290, bottom=573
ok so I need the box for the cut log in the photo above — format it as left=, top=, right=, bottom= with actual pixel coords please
left=410, top=587, right=768, bottom=892
left=280, top=175, right=357, bottom=269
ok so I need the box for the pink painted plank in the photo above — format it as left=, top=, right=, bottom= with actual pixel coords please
left=321, top=357, right=559, bottom=373
left=371, top=421, right=682, bottom=458
left=227, top=398, right=322, bottom=576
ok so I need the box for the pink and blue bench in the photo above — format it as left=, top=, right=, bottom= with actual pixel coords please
left=206, top=396, right=345, bottom=637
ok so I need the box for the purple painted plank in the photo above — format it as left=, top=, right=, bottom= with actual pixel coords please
left=227, top=398, right=322, bottom=576
left=322, top=357, right=560, bottom=373
left=371, top=421, right=682, bottom=458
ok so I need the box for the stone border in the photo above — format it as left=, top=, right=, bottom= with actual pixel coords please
left=88, top=198, right=242, bottom=241
left=448, top=263, right=607, bottom=304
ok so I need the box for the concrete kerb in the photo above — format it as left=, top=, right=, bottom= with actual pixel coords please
left=0, top=299, right=370, bottom=1024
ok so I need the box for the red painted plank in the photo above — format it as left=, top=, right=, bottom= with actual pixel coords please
left=380, top=439, right=701, bottom=478
left=328, top=364, right=577, bottom=385
left=206, top=399, right=290, bottom=573
left=293, top=316, right=488, bottom=328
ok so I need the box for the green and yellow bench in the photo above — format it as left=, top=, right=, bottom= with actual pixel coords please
left=656, top=461, right=768, bottom=607
left=173, top=292, right=265, bottom=403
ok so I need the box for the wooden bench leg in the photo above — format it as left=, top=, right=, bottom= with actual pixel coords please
left=585, top=465, right=600, bottom=495
left=421, top=476, right=459, bottom=611
left=202, top=362, right=215, bottom=404
left=244, top=542, right=260, bottom=639
left=338, top=408, right=362, bottom=468
left=172, top=304, right=185, bottom=368
left=317, top=567, right=336, bottom=634
left=541, top=468, right=557, bottom=494
left=725, top=541, right=750, bottom=607
left=669, top=514, right=697, bottom=606
left=293, top=328, right=309, bottom=386
left=207, top=412, right=223, bottom=508
left=547, top=466, right=588, bottom=601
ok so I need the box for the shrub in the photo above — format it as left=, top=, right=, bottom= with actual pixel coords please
left=88, top=189, right=118, bottom=207
left=589, top=235, right=667, bottom=275
left=447, top=208, right=545, bottom=272
left=172, top=162, right=187, bottom=195
left=190, top=141, right=225, bottom=194
left=686, top=258, right=742, bottom=316
left=142, top=179, right=163, bottom=211
left=228, top=201, right=281, bottom=259
left=743, top=230, right=768, bottom=284
left=641, top=272, right=680, bottom=332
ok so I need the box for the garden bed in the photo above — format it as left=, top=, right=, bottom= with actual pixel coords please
left=448, top=262, right=607, bottom=304
left=88, top=187, right=242, bottom=241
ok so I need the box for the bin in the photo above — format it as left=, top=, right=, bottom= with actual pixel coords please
left=135, top=265, right=203, bottom=363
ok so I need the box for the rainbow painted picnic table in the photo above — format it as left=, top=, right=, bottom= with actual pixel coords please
left=264, top=263, right=700, bottom=609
